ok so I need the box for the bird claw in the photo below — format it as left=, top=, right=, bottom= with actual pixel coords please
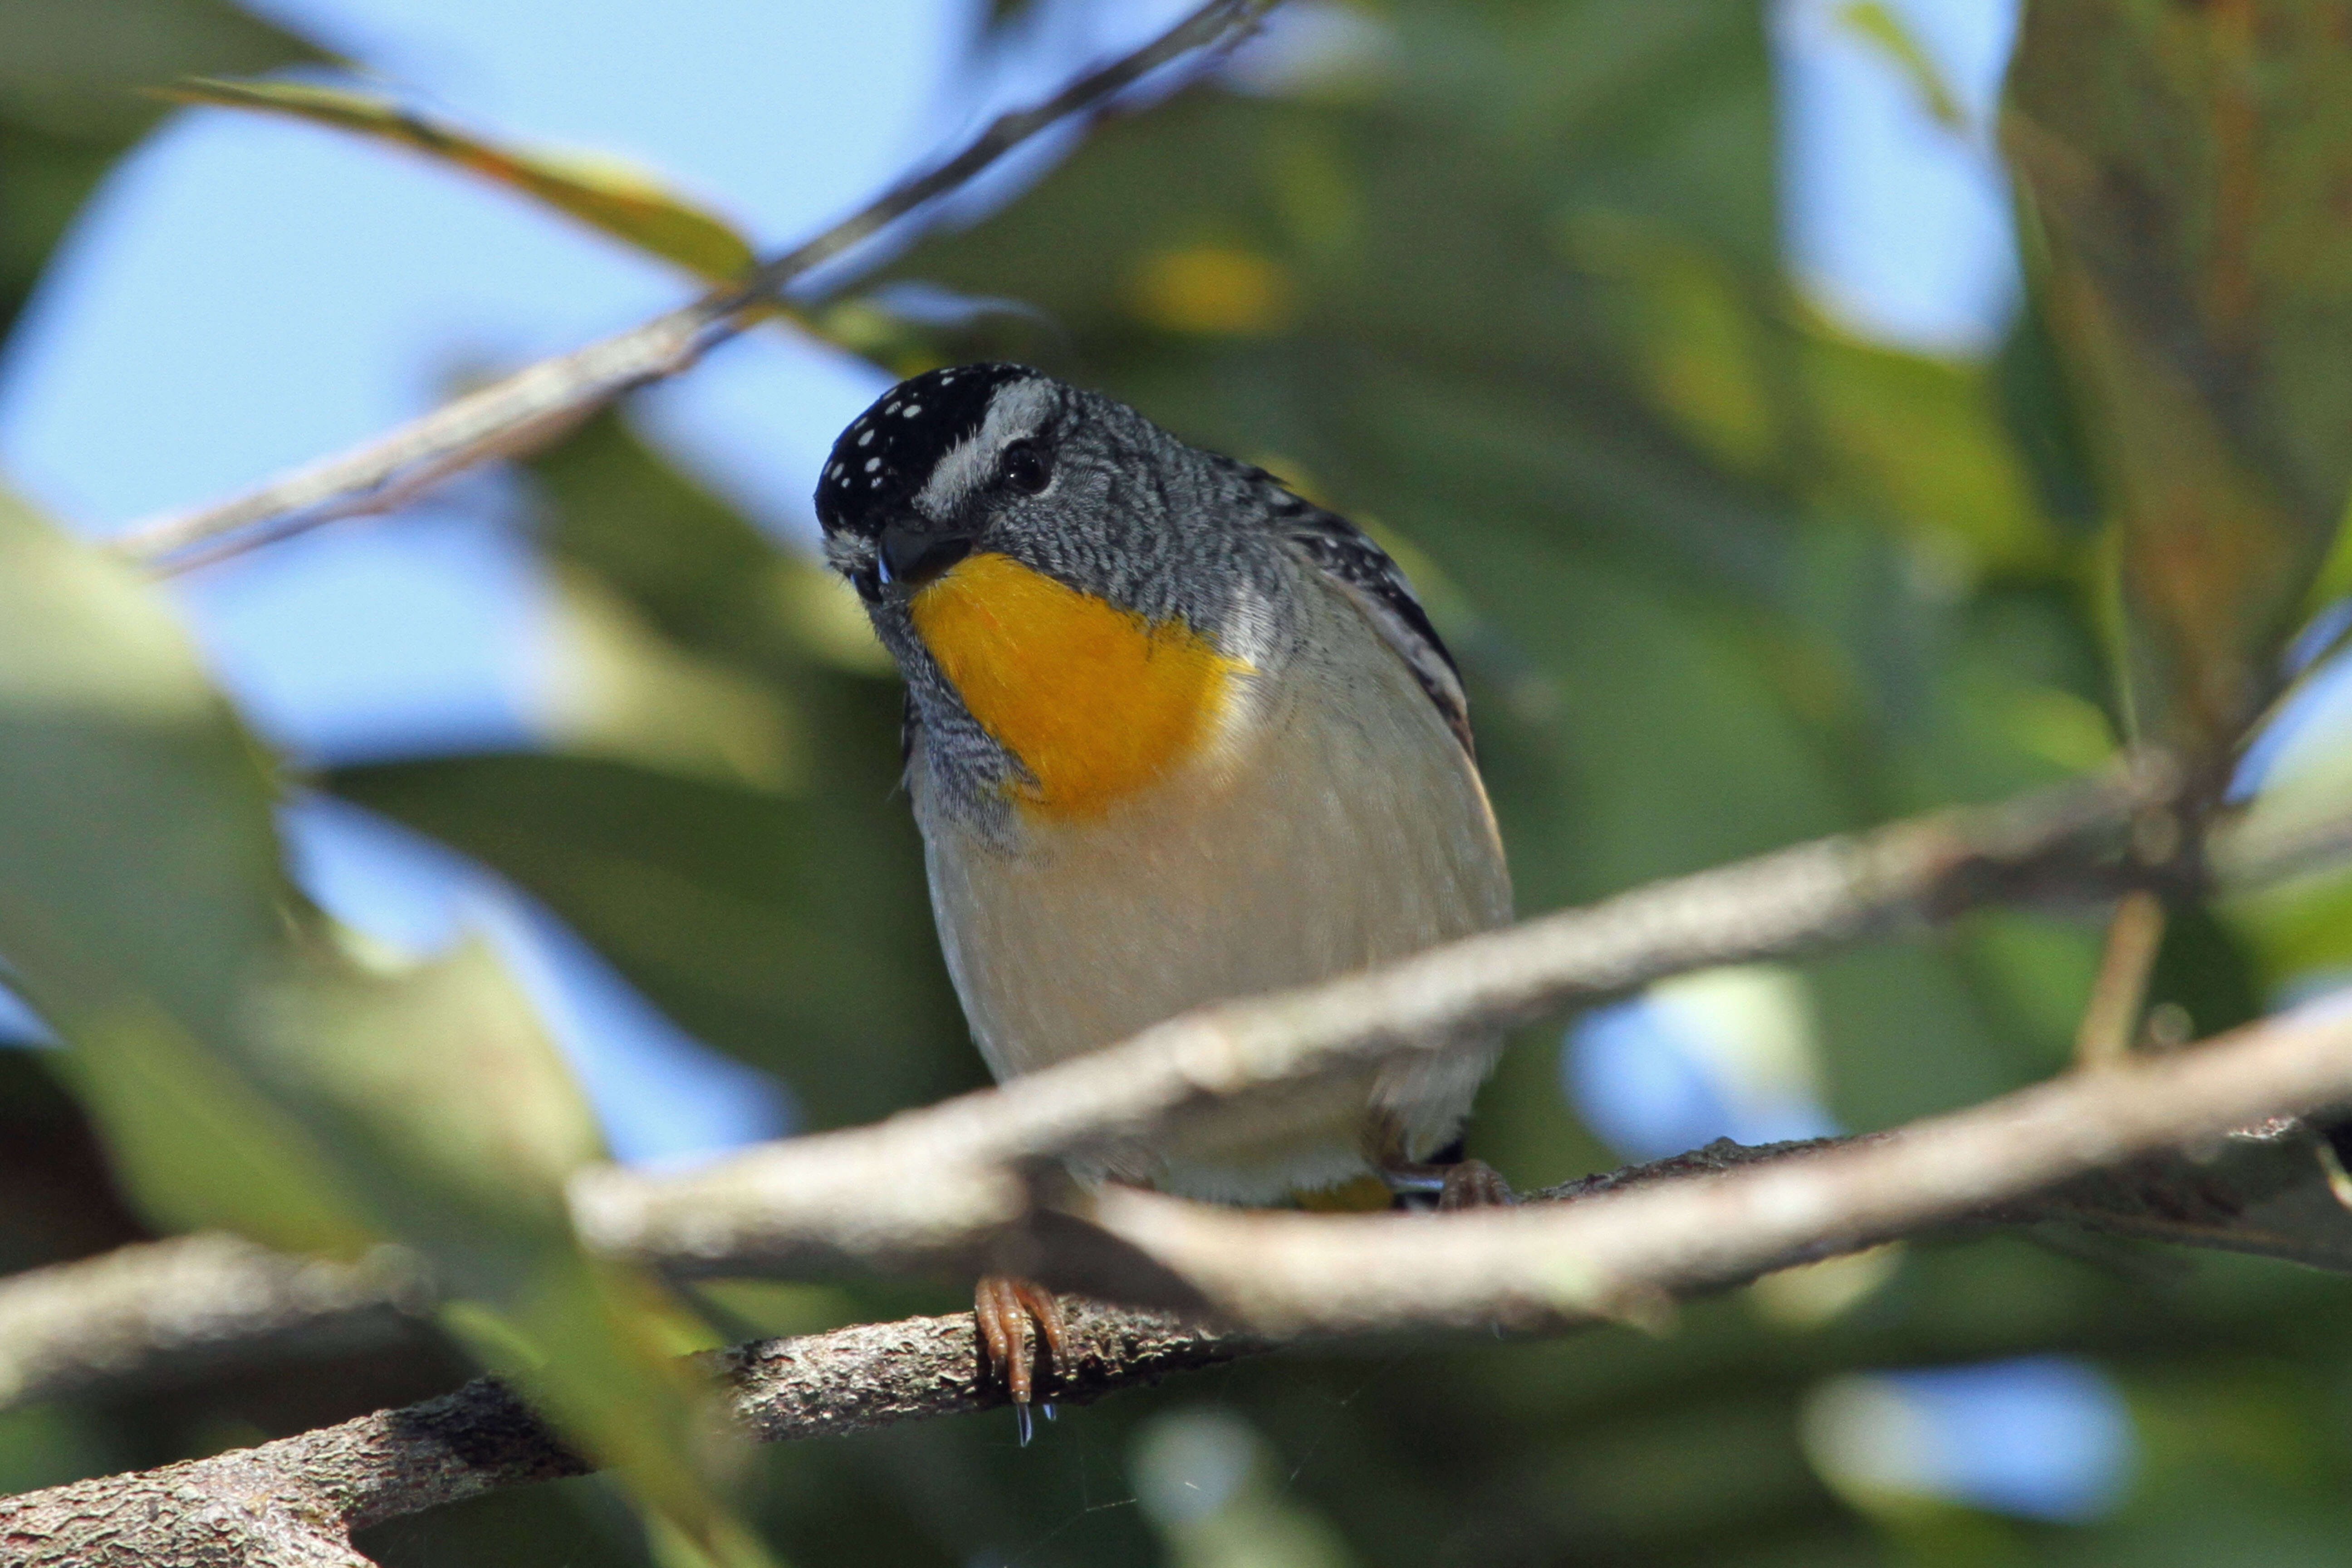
left=975, top=1274, right=1068, bottom=1439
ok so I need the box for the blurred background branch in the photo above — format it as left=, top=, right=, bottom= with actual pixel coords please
left=0, top=1235, right=419, bottom=1412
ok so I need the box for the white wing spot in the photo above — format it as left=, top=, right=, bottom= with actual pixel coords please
left=864, top=457, right=881, bottom=472
left=858, top=430, right=874, bottom=447
left=902, top=403, right=922, bottom=418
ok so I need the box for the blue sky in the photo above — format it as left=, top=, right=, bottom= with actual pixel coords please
left=1776, top=0, right=2020, bottom=353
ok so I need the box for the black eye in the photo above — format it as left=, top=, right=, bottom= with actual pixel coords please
left=998, top=438, right=1051, bottom=495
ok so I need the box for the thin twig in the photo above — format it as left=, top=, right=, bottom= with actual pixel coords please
left=110, top=0, right=1279, bottom=573
left=2074, top=888, right=2167, bottom=1068
left=727, top=0, right=1276, bottom=304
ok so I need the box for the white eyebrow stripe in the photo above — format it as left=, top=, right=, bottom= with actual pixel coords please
left=914, top=377, right=1054, bottom=518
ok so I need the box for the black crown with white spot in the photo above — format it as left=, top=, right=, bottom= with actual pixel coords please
left=813, top=363, right=1038, bottom=539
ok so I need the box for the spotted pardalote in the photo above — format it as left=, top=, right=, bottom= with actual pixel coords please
left=816, top=363, right=1513, bottom=1408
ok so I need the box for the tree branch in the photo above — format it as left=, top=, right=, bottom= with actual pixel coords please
left=18, top=761, right=2352, bottom=1420
left=0, top=1299, right=1241, bottom=1568
left=0, top=762, right=2145, bottom=1425
left=107, top=0, right=1280, bottom=573
left=11, top=1000, right=2352, bottom=1565
left=0, top=1234, right=418, bottom=1411
left=1046, top=1004, right=2352, bottom=1332
left=569, top=756, right=2183, bottom=1278
left=1, top=753, right=2309, bottom=1417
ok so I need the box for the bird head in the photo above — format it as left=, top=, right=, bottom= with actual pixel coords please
left=814, top=364, right=1264, bottom=819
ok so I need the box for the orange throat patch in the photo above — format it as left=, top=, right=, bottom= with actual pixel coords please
left=910, top=551, right=1250, bottom=820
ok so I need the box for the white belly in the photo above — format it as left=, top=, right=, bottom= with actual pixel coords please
left=912, top=583, right=1511, bottom=1202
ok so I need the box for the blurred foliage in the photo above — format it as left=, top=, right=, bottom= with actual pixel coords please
left=164, top=70, right=1048, bottom=378
left=0, top=489, right=779, bottom=1567
left=0, top=0, right=327, bottom=336
left=2006, top=0, right=2352, bottom=760
left=6, top=2, right=2352, bottom=1568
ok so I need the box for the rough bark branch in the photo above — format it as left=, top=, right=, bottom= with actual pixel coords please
left=108, top=0, right=1280, bottom=573
left=0, top=1299, right=1242, bottom=1568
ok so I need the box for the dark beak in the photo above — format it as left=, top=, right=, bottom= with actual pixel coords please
left=877, top=521, right=975, bottom=592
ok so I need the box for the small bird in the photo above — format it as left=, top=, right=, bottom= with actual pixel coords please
left=815, top=364, right=1513, bottom=1413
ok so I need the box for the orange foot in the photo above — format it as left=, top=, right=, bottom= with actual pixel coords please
left=974, top=1274, right=1068, bottom=1439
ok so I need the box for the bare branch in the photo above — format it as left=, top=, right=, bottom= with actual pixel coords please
left=1054, top=1005, right=2352, bottom=1333
left=108, top=0, right=1279, bottom=573
left=0, top=1364, right=586, bottom=1568
left=571, top=757, right=2183, bottom=1277
left=0, top=762, right=2161, bottom=1423
left=18, top=758, right=2352, bottom=1559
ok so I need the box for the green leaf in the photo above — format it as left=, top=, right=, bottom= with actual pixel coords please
left=0, top=485, right=607, bottom=1262
left=159, top=76, right=1002, bottom=376
left=2302, top=486, right=2352, bottom=622
left=1798, top=324, right=2071, bottom=582
left=1562, top=208, right=2069, bottom=583
left=1558, top=211, right=1785, bottom=479
left=2230, top=867, right=2352, bottom=995
left=167, top=76, right=757, bottom=284
left=0, top=486, right=375, bottom=1254
left=0, top=488, right=776, bottom=1568
left=2004, top=0, right=2352, bottom=754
